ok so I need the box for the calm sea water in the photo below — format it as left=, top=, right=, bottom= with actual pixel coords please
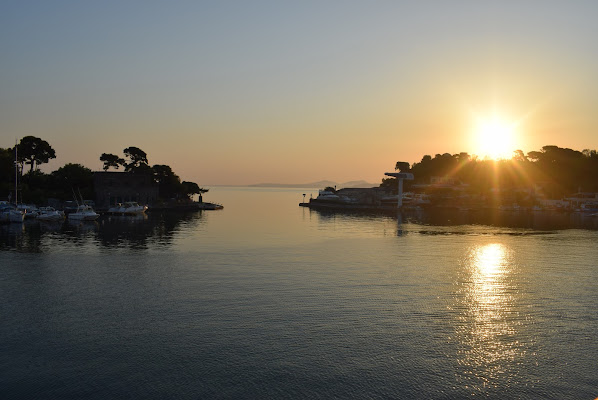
left=1, top=187, right=597, bottom=399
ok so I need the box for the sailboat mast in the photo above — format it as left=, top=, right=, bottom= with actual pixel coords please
left=14, top=140, right=18, bottom=206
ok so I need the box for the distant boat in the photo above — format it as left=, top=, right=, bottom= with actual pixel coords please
left=381, top=192, right=431, bottom=208
left=68, top=204, right=99, bottom=221
left=36, top=207, right=65, bottom=222
left=108, top=201, right=148, bottom=215
left=402, top=193, right=431, bottom=207
left=121, top=202, right=148, bottom=215
left=17, top=204, right=39, bottom=219
left=107, top=203, right=123, bottom=215
left=499, top=204, right=521, bottom=212
left=580, top=202, right=598, bottom=213
left=62, top=201, right=79, bottom=215
left=315, top=190, right=340, bottom=201
left=0, top=201, right=25, bottom=223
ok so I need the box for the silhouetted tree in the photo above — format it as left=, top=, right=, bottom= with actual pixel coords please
left=512, top=150, right=527, bottom=162
left=123, top=147, right=149, bottom=172
left=386, top=144, right=598, bottom=200
left=17, top=136, right=56, bottom=173
left=51, top=163, right=94, bottom=200
left=152, top=164, right=183, bottom=199
left=19, top=170, right=53, bottom=205
left=100, top=153, right=125, bottom=171
left=182, top=181, right=201, bottom=197
left=395, top=161, right=410, bottom=172
left=0, top=147, right=16, bottom=198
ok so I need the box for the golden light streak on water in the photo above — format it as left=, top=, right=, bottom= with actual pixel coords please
left=455, top=242, right=523, bottom=392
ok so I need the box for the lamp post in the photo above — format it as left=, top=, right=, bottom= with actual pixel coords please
left=302, top=193, right=306, bottom=203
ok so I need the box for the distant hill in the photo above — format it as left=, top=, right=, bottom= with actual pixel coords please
left=340, top=180, right=379, bottom=188
left=248, top=180, right=378, bottom=189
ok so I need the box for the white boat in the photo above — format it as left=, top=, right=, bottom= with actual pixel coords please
left=68, top=204, right=99, bottom=221
left=499, top=203, right=521, bottom=212
left=316, top=190, right=340, bottom=201
left=404, top=193, right=431, bottom=206
left=108, top=202, right=147, bottom=215
left=107, top=203, right=124, bottom=215
left=0, top=201, right=25, bottom=223
left=580, top=202, right=598, bottom=213
left=17, top=204, right=39, bottom=219
left=121, top=201, right=148, bottom=215
left=36, top=207, right=65, bottom=222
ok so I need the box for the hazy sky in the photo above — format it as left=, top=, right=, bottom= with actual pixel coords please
left=1, top=1, right=597, bottom=185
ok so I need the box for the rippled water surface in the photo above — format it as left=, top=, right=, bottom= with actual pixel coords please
left=1, top=187, right=597, bottom=399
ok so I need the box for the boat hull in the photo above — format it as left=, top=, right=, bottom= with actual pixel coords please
left=68, top=213, right=99, bottom=221
left=68, top=205, right=99, bottom=221
left=37, top=214, right=65, bottom=222
left=1, top=210, right=25, bottom=223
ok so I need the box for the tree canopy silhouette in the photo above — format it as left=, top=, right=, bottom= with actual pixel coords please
left=383, top=145, right=598, bottom=198
left=123, top=146, right=149, bottom=172
left=51, top=163, right=94, bottom=200
left=100, top=153, right=125, bottom=171
left=17, top=136, right=56, bottom=173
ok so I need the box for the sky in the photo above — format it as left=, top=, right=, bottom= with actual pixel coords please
left=1, top=1, right=597, bottom=186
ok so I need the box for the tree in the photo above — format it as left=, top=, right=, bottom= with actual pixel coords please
left=100, top=153, right=125, bottom=171
left=51, top=163, right=94, bottom=200
left=410, top=153, right=458, bottom=185
left=17, top=136, right=56, bottom=173
left=0, top=147, right=16, bottom=198
left=123, top=146, right=149, bottom=172
left=152, top=164, right=177, bottom=185
left=152, top=164, right=183, bottom=199
left=512, top=150, right=527, bottom=162
left=456, top=152, right=471, bottom=163
left=181, top=181, right=200, bottom=194
left=181, top=181, right=201, bottom=196
left=395, top=161, right=410, bottom=172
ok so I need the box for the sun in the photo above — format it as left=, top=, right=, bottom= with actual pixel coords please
left=473, top=114, right=517, bottom=160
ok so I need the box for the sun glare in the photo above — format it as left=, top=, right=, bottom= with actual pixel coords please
left=474, top=115, right=517, bottom=160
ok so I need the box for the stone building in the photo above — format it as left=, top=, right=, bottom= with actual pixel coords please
left=93, top=172, right=158, bottom=210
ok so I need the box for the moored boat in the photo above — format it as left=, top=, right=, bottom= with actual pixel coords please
left=107, top=203, right=124, bottom=215
left=17, top=204, right=39, bottom=219
left=580, top=202, right=598, bottom=213
left=68, top=204, right=99, bottom=221
left=315, top=189, right=340, bottom=201
left=0, top=201, right=25, bottom=223
left=121, top=201, right=148, bottom=215
left=36, top=207, right=65, bottom=222
left=108, top=202, right=148, bottom=215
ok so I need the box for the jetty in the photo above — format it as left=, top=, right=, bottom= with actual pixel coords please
left=300, top=171, right=414, bottom=213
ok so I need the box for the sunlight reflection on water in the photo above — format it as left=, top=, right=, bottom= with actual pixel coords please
left=454, top=242, right=524, bottom=392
